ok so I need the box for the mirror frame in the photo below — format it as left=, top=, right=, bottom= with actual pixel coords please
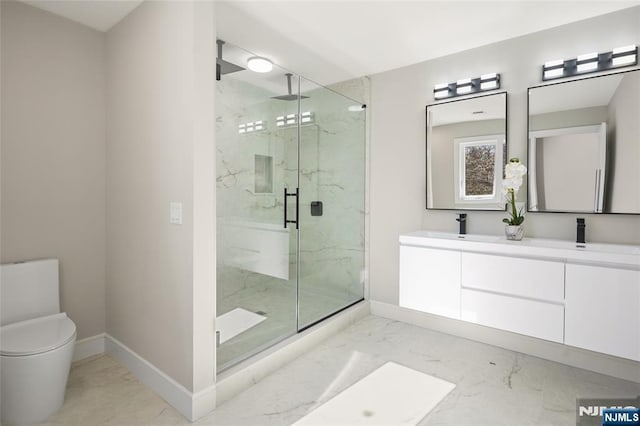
left=425, top=91, right=508, bottom=211
left=526, top=69, right=640, bottom=215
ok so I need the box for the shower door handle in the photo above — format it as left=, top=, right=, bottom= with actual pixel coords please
left=284, top=187, right=299, bottom=229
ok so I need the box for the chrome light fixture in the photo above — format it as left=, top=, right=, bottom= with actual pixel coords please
left=433, top=73, right=500, bottom=100
left=542, top=45, right=637, bottom=81
left=247, top=56, right=273, bottom=73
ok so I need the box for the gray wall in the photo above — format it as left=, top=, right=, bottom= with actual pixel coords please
left=106, top=1, right=216, bottom=392
left=0, top=1, right=106, bottom=340
left=2, top=0, right=215, bottom=395
left=370, top=6, right=640, bottom=304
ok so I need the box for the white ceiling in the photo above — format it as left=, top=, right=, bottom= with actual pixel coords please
left=216, top=1, right=640, bottom=84
left=19, top=1, right=640, bottom=85
left=20, top=0, right=142, bottom=32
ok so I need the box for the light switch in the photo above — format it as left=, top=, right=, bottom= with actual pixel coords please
left=170, top=202, right=182, bottom=225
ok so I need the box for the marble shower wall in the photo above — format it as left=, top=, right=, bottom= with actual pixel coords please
left=216, top=73, right=367, bottom=319
left=216, top=76, right=297, bottom=304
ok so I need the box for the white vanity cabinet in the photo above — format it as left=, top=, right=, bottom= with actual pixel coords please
left=565, top=263, right=640, bottom=362
left=398, top=231, right=640, bottom=361
left=398, top=245, right=460, bottom=319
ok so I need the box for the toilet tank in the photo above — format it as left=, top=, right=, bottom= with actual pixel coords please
left=0, top=259, right=60, bottom=326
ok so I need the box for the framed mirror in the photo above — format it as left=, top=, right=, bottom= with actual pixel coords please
left=426, top=92, right=507, bottom=210
left=528, top=69, right=640, bottom=214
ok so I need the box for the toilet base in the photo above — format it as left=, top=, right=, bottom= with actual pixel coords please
left=1, top=335, right=75, bottom=425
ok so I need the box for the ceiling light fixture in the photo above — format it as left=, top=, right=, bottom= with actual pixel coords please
left=247, top=56, right=273, bottom=73
left=542, top=45, right=637, bottom=81
left=433, top=73, right=500, bottom=100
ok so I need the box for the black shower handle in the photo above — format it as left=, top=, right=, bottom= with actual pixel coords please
left=284, top=187, right=299, bottom=229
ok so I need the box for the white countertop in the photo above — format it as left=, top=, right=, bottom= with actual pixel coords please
left=400, top=231, right=640, bottom=269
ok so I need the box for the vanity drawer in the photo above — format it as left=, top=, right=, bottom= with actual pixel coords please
left=461, top=288, right=564, bottom=343
left=461, top=252, right=564, bottom=302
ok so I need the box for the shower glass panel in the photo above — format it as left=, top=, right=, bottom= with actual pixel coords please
left=216, top=50, right=299, bottom=370
left=215, top=41, right=365, bottom=370
left=297, top=79, right=366, bottom=329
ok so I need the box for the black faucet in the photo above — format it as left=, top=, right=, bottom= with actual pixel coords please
left=576, top=218, right=586, bottom=245
left=456, top=213, right=467, bottom=235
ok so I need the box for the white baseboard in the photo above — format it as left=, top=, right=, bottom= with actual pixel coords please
left=191, top=384, right=217, bottom=421
left=370, top=300, right=640, bottom=383
left=73, top=333, right=105, bottom=362
left=104, top=334, right=216, bottom=421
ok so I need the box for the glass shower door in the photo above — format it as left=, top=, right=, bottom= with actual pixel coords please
left=215, top=50, right=300, bottom=369
left=297, top=78, right=366, bottom=330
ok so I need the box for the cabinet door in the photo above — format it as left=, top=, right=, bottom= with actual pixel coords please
left=399, top=245, right=460, bottom=319
left=565, top=264, right=640, bottom=361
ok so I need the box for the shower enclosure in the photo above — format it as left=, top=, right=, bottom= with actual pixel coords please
left=215, top=41, right=366, bottom=370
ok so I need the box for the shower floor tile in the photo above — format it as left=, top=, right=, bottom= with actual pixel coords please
left=216, top=277, right=359, bottom=369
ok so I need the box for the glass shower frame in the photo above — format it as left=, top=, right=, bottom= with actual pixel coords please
left=215, top=41, right=365, bottom=371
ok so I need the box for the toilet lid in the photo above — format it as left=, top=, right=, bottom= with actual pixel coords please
left=0, top=312, right=76, bottom=356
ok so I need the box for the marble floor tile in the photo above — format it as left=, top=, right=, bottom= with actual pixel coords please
left=39, top=355, right=186, bottom=426
left=42, top=316, right=640, bottom=425
left=202, top=316, right=640, bottom=426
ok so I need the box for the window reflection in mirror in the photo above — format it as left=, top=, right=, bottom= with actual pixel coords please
left=528, top=69, right=640, bottom=214
left=426, top=92, right=507, bottom=210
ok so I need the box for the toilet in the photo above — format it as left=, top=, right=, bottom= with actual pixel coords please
left=0, top=259, right=77, bottom=425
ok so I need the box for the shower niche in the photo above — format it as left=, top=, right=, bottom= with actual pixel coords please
left=215, top=41, right=366, bottom=370
left=254, top=154, right=273, bottom=194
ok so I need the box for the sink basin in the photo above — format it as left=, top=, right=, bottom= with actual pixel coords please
left=524, top=238, right=640, bottom=255
left=405, top=231, right=501, bottom=243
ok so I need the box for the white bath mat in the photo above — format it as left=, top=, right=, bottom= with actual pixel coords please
left=293, top=362, right=455, bottom=425
left=216, top=308, right=267, bottom=344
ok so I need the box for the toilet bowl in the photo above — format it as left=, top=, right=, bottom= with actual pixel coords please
left=0, top=259, right=77, bottom=425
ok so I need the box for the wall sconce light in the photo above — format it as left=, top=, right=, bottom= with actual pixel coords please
left=433, top=73, right=500, bottom=100
left=247, top=56, right=273, bottom=73
left=542, top=45, right=637, bottom=81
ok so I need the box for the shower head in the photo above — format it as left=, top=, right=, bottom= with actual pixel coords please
left=271, top=73, right=309, bottom=101
left=216, top=40, right=245, bottom=80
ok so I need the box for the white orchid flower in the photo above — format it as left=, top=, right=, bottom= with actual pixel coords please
left=505, top=158, right=527, bottom=179
left=502, top=158, right=527, bottom=227
left=502, top=176, right=523, bottom=191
